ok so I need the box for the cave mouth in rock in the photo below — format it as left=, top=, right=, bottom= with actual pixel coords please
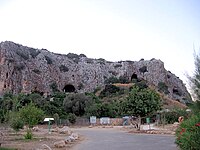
left=131, top=73, right=138, bottom=81
left=63, top=84, right=76, bottom=93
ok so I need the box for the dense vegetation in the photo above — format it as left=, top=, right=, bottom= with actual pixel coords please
left=0, top=76, right=163, bottom=128
left=175, top=52, right=200, bottom=150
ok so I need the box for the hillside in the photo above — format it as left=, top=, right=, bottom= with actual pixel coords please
left=0, top=41, right=191, bottom=104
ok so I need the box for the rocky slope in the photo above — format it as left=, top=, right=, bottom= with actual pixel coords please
left=0, top=41, right=191, bottom=103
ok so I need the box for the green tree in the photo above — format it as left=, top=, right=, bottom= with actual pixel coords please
left=18, top=102, right=44, bottom=128
left=0, top=92, right=14, bottom=122
left=63, top=93, right=92, bottom=116
left=122, top=85, right=162, bottom=117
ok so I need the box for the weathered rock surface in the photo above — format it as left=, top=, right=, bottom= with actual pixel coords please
left=0, top=41, right=191, bottom=103
left=53, top=140, right=66, bottom=148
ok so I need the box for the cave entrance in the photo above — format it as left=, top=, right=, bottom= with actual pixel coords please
left=131, top=73, right=138, bottom=81
left=63, top=84, right=76, bottom=93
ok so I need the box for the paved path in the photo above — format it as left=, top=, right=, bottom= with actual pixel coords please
left=73, top=127, right=178, bottom=150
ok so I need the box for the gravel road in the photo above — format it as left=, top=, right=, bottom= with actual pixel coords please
left=73, top=127, right=178, bottom=150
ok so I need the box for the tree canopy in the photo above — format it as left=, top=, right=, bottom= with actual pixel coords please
left=122, top=85, right=162, bottom=117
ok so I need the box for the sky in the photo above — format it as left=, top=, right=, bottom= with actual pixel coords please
left=0, top=0, right=200, bottom=87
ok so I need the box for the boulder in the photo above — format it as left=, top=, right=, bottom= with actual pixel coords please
left=54, top=140, right=65, bottom=148
left=59, top=126, right=72, bottom=135
left=71, top=132, right=79, bottom=140
left=32, top=126, right=40, bottom=132
left=64, top=135, right=76, bottom=144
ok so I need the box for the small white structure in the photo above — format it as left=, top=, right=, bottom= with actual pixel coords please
left=100, top=117, right=110, bottom=125
left=44, top=118, right=54, bottom=134
left=90, top=116, right=97, bottom=124
left=44, top=118, right=54, bottom=122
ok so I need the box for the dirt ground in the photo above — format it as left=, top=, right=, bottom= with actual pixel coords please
left=0, top=124, right=178, bottom=150
left=0, top=125, right=83, bottom=150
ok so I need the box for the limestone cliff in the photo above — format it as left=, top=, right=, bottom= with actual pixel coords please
left=0, top=41, right=191, bottom=103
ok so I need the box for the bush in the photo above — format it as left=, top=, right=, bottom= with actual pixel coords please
left=59, top=65, right=69, bottom=72
left=16, top=51, right=29, bottom=60
left=139, top=66, right=148, bottom=74
left=119, top=76, right=129, bottom=84
left=175, top=114, right=200, bottom=150
left=99, top=84, right=121, bottom=98
left=19, top=103, right=44, bottom=128
left=165, top=109, right=189, bottom=124
left=68, top=113, right=76, bottom=124
left=104, top=76, right=119, bottom=84
left=158, top=82, right=169, bottom=94
left=24, top=129, right=33, bottom=140
left=10, top=113, right=24, bottom=132
left=134, top=80, right=148, bottom=89
left=29, top=48, right=40, bottom=58
left=44, top=55, right=53, bottom=64
left=66, top=53, right=80, bottom=63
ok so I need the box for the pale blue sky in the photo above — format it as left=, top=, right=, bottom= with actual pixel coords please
left=0, top=0, right=200, bottom=86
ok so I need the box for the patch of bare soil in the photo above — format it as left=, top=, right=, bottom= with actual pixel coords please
left=0, top=126, right=83, bottom=150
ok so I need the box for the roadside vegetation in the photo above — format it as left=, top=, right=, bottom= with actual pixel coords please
left=175, top=52, right=200, bottom=150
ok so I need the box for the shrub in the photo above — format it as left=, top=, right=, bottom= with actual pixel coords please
left=10, top=113, right=24, bottom=132
left=16, top=51, right=29, bottom=60
left=105, top=76, right=119, bottom=84
left=134, top=80, right=148, bottom=89
left=176, top=114, right=200, bottom=150
left=68, top=113, right=76, bottom=124
left=139, top=66, right=148, bottom=74
left=99, top=84, right=121, bottom=98
left=114, top=64, right=122, bottom=68
left=44, top=55, right=53, bottom=64
left=173, top=88, right=182, bottom=96
left=24, top=129, right=33, bottom=140
left=66, top=53, right=80, bottom=64
left=97, top=58, right=105, bottom=65
left=19, top=103, right=44, bottom=128
left=158, top=82, right=169, bottom=94
left=165, top=109, right=189, bottom=124
left=29, top=48, right=40, bottom=58
left=59, top=65, right=69, bottom=72
left=50, top=82, right=59, bottom=93
left=119, top=76, right=129, bottom=84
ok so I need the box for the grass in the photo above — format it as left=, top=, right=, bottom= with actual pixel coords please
left=0, top=148, right=17, bottom=150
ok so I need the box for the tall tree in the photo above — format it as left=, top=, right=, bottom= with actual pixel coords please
left=187, top=51, right=200, bottom=113
left=188, top=52, right=200, bottom=101
left=122, top=85, right=161, bottom=118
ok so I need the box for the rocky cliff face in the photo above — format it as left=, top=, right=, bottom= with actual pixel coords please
left=0, top=41, right=191, bottom=103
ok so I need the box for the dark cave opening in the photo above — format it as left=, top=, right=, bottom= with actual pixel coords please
left=63, top=84, right=76, bottom=93
left=131, top=73, right=138, bottom=81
